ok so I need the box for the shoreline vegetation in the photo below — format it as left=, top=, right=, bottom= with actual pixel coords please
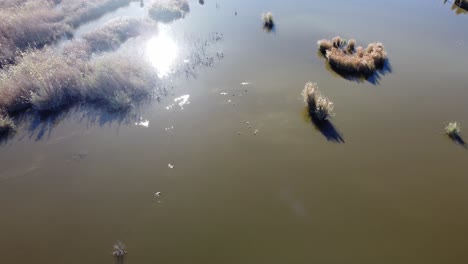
left=318, top=36, right=387, bottom=77
left=0, top=0, right=141, bottom=67
left=148, top=0, right=190, bottom=23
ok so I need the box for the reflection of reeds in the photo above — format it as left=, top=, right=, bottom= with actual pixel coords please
left=148, top=0, right=190, bottom=23
left=302, top=82, right=334, bottom=121
left=318, top=36, right=387, bottom=76
left=262, top=11, right=274, bottom=29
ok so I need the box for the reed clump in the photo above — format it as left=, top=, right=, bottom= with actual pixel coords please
left=148, top=0, right=190, bottom=23
left=262, top=12, right=274, bottom=30
left=61, top=0, right=133, bottom=27
left=445, top=122, right=461, bottom=138
left=0, top=44, right=157, bottom=117
left=82, top=18, right=156, bottom=53
left=318, top=36, right=387, bottom=76
left=302, top=82, right=334, bottom=121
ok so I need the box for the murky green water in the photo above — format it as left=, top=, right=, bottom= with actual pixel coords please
left=1, top=1, right=468, bottom=263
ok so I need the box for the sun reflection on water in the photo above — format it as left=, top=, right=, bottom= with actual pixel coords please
left=146, top=28, right=178, bottom=78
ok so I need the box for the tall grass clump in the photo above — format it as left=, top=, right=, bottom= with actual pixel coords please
left=302, top=82, right=334, bottom=122
left=0, top=0, right=71, bottom=66
left=262, top=11, right=274, bottom=30
left=82, top=18, right=156, bottom=53
left=61, top=0, right=133, bottom=27
left=317, top=36, right=387, bottom=77
left=148, top=0, right=190, bottom=23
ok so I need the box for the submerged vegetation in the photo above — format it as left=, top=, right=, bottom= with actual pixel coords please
left=148, top=0, right=190, bottom=23
left=318, top=36, right=387, bottom=77
left=302, top=82, right=334, bottom=122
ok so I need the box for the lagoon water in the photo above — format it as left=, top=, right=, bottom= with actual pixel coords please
left=1, top=1, right=468, bottom=263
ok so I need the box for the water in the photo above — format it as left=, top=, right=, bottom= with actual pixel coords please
left=1, top=1, right=468, bottom=263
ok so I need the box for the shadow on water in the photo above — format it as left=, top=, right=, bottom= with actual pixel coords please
left=318, top=51, right=392, bottom=85
left=263, top=24, right=277, bottom=34
left=443, top=0, right=468, bottom=15
left=0, top=103, right=148, bottom=144
left=302, top=108, right=345, bottom=143
left=449, top=134, right=467, bottom=148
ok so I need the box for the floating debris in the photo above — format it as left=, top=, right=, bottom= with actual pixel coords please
left=168, top=164, right=174, bottom=169
left=254, top=129, right=259, bottom=135
left=155, top=192, right=162, bottom=197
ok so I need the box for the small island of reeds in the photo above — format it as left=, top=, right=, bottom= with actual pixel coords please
left=318, top=36, right=387, bottom=77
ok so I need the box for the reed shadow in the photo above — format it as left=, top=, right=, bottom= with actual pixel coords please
left=303, top=108, right=345, bottom=143
left=449, top=134, right=467, bottom=148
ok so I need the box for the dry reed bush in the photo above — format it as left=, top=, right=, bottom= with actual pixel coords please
left=85, top=53, right=158, bottom=111
left=301, top=82, right=334, bottom=121
left=82, top=18, right=156, bottom=52
left=317, top=36, right=387, bottom=76
left=148, top=0, right=190, bottom=23
left=262, top=12, right=274, bottom=29
left=61, top=0, right=133, bottom=27
left=0, top=48, right=85, bottom=112
left=0, top=0, right=71, bottom=65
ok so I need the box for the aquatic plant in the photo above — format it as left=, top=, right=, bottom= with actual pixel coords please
left=445, top=122, right=461, bottom=137
left=0, top=0, right=71, bottom=66
left=317, top=36, right=387, bottom=76
left=148, top=0, right=190, bottom=23
left=82, top=18, right=156, bottom=53
left=262, top=11, right=274, bottom=29
left=301, top=82, right=334, bottom=121
left=112, top=241, right=127, bottom=258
